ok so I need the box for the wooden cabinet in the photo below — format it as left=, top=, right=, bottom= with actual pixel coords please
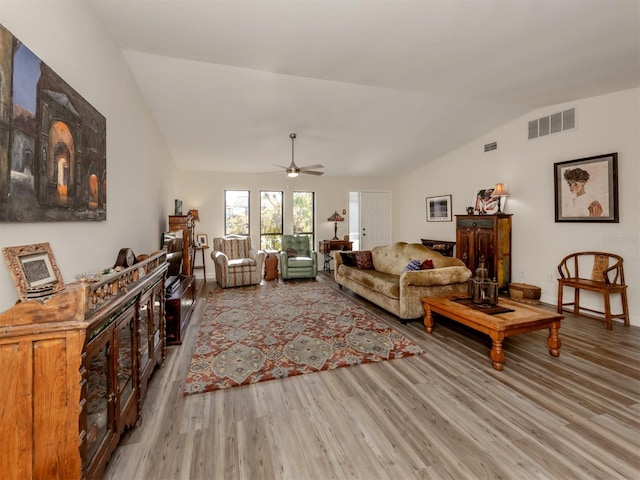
left=0, top=251, right=168, bottom=480
left=165, top=274, right=196, bottom=346
left=169, top=213, right=195, bottom=275
left=456, top=214, right=512, bottom=290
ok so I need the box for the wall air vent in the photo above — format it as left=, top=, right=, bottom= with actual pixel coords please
left=484, top=141, right=497, bottom=152
left=528, top=107, right=575, bottom=140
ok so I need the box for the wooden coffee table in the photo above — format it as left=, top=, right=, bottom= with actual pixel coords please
left=421, top=296, right=563, bottom=371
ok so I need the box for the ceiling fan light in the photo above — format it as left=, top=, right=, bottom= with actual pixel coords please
left=287, top=171, right=299, bottom=178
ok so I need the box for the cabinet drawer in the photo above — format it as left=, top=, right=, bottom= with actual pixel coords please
left=457, top=217, right=495, bottom=228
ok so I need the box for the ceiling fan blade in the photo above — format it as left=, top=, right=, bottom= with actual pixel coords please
left=273, top=164, right=290, bottom=169
left=299, top=164, right=324, bottom=170
left=301, top=170, right=324, bottom=176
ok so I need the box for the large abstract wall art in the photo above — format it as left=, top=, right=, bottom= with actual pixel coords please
left=0, top=23, right=106, bottom=222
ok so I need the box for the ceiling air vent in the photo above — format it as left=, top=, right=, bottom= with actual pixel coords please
left=528, top=108, right=575, bottom=140
left=484, top=141, right=497, bottom=152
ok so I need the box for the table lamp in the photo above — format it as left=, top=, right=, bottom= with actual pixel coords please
left=491, top=183, right=509, bottom=213
left=327, top=211, right=344, bottom=240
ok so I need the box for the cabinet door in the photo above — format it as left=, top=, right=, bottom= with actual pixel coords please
left=138, top=292, right=154, bottom=402
left=114, top=305, right=138, bottom=433
left=151, top=283, right=165, bottom=366
left=456, top=228, right=473, bottom=269
left=84, top=326, right=116, bottom=474
left=475, top=228, right=496, bottom=276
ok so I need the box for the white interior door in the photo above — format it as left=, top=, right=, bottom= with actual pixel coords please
left=349, top=191, right=391, bottom=250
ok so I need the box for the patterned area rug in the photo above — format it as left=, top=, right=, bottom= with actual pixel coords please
left=183, top=281, right=424, bottom=395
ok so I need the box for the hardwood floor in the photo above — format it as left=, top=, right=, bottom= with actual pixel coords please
left=105, top=273, right=639, bottom=479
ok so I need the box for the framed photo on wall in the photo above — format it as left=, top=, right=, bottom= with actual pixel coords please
left=554, top=153, right=618, bottom=222
left=426, top=195, right=452, bottom=222
left=196, top=234, right=209, bottom=247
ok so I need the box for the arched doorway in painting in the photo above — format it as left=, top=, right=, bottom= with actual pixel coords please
left=54, top=142, right=70, bottom=204
left=88, top=173, right=98, bottom=209
left=48, top=121, right=75, bottom=207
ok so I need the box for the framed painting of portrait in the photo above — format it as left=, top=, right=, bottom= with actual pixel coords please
left=473, top=187, right=499, bottom=215
left=554, top=153, right=618, bottom=223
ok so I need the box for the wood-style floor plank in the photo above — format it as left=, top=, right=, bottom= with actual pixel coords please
left=105, top=273, right=640, bottom=479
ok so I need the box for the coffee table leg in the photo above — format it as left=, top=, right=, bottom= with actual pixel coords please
left=423, top=304, right=434, bottom=333
left=490, top=333, right=505, bottom=371
left=548, top=321, right=561, bottom=357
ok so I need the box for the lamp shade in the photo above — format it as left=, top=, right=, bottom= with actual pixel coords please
left=491, top=183, right=509, bottom=197
left=327, top=211, right=344, bottom=222
left=189, top=209, right=200, bottom=221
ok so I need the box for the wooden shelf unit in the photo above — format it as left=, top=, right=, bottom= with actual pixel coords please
left=169, top=213, right=195, bottom=275
left=0, top=251, right=168, bottom=480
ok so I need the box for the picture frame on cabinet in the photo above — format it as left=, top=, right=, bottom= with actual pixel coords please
left=426, top=195, right=452, bottom=222
left=554, top=153, right=618, bottom=223
left=473, top=187, right=499, bottom=215
left=2, top=242, right=65, bottom=300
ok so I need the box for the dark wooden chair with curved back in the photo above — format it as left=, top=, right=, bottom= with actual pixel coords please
left=557, top=251, right=629, bottom=330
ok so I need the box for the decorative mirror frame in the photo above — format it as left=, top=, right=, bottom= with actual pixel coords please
left=2, top=242, right=64, bottom=300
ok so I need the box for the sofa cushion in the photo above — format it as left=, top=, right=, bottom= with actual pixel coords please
left=403, top=259, right=422, bottom=271
left=338, top=265, right=400, bottom=299
left=286, top=256, right=314, bottom=267
left=372, top=242, right=467, bottom=275
left=421, top=259, right=434, bottom=270
left=355, top=250, right=375, bottom=270
left=341, top=252, right=358, bottom=267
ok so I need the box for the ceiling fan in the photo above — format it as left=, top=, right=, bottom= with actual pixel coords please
left=274, top=133, right=324, bottom=177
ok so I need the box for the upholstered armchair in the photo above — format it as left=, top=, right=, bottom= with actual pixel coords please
left=279, top=234, right=317, bottom=280
left=211, top=235, right=266, bottom=288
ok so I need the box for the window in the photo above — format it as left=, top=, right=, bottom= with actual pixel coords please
left=293, top=191, right=315, bottom=246
left=225, top=190, right=249, bottom=235
left=260, top=191, right=283, bottom=250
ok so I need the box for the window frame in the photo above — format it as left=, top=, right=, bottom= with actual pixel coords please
left=293, top=191, right=316, bottom=248
left=224, top=189, right=250, bottom=236
left=260, top=190, right=284, bottom=251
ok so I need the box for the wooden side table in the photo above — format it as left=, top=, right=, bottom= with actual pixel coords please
left=264, top=251, right=278, bottom=280
left=191, top=245, right=209, bottom=282
left=319, top=240, right=353, bottom=271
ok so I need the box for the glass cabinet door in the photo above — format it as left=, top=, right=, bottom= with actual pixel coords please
left=115, top=305, right=137, bottom=430
left=152, top=284, right=164, bottom=364
left=138, top=294, right=151, bottom=377
left=85, top=327, right=114, bottom=466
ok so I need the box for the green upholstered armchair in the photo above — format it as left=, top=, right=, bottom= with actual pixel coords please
left=279, top=234, right=317, bottom=280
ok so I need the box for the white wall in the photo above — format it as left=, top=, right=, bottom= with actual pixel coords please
left=0, top=1, right=176, bottom=312
left=394, top=88, right=640, bottom=326
left=172, top=169, right=391, bottom=276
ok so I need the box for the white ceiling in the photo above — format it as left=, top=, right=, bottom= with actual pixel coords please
left=86, top=0, right=639, bottom=177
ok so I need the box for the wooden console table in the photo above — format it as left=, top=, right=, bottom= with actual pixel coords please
left=319, top=240, right=353, bottom=271
left=421, top=238, right=456, bottom=257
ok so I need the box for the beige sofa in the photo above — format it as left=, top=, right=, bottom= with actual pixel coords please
left=334, top=242, right=472, bottom=321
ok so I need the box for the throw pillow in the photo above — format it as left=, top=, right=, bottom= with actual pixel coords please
left=341, top=252, right=358, bottom=267
left=286, top=248, right=298, bottom=258
left=403, top=259, right=422, bottom=272
left=421, top=259, right=434, bottom=270
left=354, top=251, right=375, bottom=270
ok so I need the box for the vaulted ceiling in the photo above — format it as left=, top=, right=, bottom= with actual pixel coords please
left=86, top=0, right=639, bottom=177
